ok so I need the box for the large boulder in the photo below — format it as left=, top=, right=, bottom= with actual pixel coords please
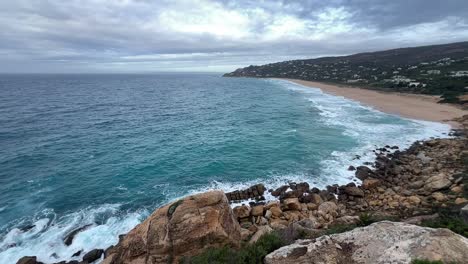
left=103, top=190, right=241, bottom=264
left=355, top=166, right=373, bottom=180
left=16, top=257, right=43, bottom=264
left=424, top=174, right=452, bottom=191
left=265, top=221, right=468, bottom=264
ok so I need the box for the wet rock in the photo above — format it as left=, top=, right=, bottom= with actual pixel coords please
left=355, top=166, right=373, bottom=180
left=82, top=249, right=104, bottom=263
left=271, top=185, right=289, bottom=197
left=71, top=250, right=82, bottom=257
left=343, top=186, right=364, bottom=197
left=226, top=184, right=266, bottom=202
left=19, top=224, right=36, bottom=232
left=348, top=165, right=356, bottom=171
left=64, top=224, right=93, bottom=246
left=16, top=256, right=43, bottom=264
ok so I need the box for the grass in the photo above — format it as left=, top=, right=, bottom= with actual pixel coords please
left=182, top=231, right=285, bottom=264
left=412, top=259, right=458, bottom=264
left=420, top=211, right=468, bottom=238
left=411, top=260, right=444, bottom=264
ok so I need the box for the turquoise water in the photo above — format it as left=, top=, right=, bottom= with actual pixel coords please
left=0, top=74, right=450, bottom=263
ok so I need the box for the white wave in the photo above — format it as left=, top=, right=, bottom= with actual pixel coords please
left=0, top=78, right=452, bottom=264
left=0, top=204, right=147, bottom=264
left=270, top=79, right=451, bottom=185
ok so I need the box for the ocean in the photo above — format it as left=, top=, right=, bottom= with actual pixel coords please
left=0, top=73, right=450, bottom=263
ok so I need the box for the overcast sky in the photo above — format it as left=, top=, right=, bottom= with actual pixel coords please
left=1, top=0, right=468, bottom=73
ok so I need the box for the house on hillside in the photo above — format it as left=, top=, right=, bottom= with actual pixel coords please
left=450, top=71, right=468, bottom=77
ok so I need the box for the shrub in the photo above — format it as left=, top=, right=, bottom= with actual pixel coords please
left=411, top=259, right=458, bottom=264
left=411, top=260, right=444, bottom=264
left=358, top=212, right=376, bottom=226
left=420, top=214, right=468, bottom=238
left=185, top=231, right=285, bottom=264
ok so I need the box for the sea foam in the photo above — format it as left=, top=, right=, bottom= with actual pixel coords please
left=0, top=77, right=452, bottom=264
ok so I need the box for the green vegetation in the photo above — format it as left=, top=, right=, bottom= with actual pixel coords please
left=420, top=213, right=468, bottom=238
left=183, top=232, right=284, bottom=264
left=411, top=260, right=444, bottom=264
left=358, top=212, right=376, bottom=226
left=411, top=259, right=458, bottom=264
left=224, top=42, right=468, bottom=104
left=325, top=224, right=357, bottom=235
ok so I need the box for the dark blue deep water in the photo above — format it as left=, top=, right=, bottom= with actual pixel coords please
left=0, top=74, right=449, bottom=263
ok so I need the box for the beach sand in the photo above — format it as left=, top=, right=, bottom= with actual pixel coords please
left=282, top=79, right=467, bottom=129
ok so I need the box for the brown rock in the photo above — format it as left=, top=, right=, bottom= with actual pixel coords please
left=344, top=186, right=364, bottom=197
left=269, top=218, right=289, bottom=229
left=408, top=196, right=421, bottom=205
left=431, top=192, right=447, bottom=202
left=425, top=174, right=452, bottom=191
left=318, top=202, right=338, bottom=216
left=251, top=205, right=264, bottom=217
left=455, top=198, right=468, bottom=205
left=233, top=205, right=251, bottom=219
left=240, top=228, right=253, bottom=241
left=102, top=190, right=241, bottom=264
left=249, top=226, right=273, bottom=244
left=362, top=178, right=381, bottom=189
left=284, top=198, right=301, bottom=211
left=332, top=216, right=360, bottom=226
left=451, top=186, right=463, bottom=194
left=270, top=206, right=283, bottom=218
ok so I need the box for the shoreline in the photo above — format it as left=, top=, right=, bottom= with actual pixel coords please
left=279, top=78, right=467, bottom=129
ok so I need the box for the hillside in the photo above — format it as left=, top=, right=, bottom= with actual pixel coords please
left=224, top=42, right=468, bottom=104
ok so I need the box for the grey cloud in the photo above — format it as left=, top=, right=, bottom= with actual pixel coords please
left=0, top=0, right=467, bottom=73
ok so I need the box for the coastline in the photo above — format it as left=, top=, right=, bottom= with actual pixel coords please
left=280, top=78, right=467, bottom=129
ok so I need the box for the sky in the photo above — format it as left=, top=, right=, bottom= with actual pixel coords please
left=1, top=0, right=468, bottom=73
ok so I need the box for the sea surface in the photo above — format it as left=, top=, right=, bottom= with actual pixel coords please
left=0, top=73, right=450, bottom=263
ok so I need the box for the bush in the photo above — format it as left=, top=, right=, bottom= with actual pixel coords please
left=358, top=212, right=376, bottom=226
left=411, top=260, right=444, bottom=264
left=420, top=215, right=468, bottom=238
left=185, top=231, right=285, bottom=264
left=412, top=259, right=458, bottom=264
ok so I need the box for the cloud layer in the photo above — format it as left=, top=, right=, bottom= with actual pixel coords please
left=1, top=0, right=468, bottom=73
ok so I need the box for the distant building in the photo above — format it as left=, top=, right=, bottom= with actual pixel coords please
left=450, top=71, right=468, bottom=77
left=347, top=79, right=367, bottom=83
left=427, top=70, right=441, bottom=75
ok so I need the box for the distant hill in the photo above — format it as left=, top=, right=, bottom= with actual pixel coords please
left=224, top=42, right=468, bottom=104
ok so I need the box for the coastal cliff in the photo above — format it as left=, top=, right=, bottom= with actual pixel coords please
left=18, top=116, right=468, bottom=264
left=224, top=42, right=468, bottom=105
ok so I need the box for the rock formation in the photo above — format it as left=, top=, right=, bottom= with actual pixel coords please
left=102, top=190, right=241, bottom=264
left=265, top=221, right=468, bottom=264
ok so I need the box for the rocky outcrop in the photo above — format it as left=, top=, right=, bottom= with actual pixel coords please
left=102, top=190, right=241, bottom=264
left=226, top=184, right=266, bottom=202
left=265, top=221, right=468, bottom=264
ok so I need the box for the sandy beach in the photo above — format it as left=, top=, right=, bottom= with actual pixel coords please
left=282, top=79, right=467, bottom=129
